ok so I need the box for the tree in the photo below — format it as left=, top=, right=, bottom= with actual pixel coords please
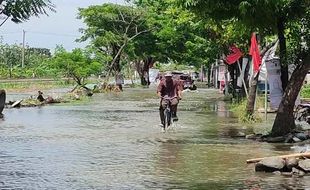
left=134, top=0, right=227, bottom=84
left=181, top=0, right=310, bottom=136
left=271, top=54, right=310, bottom=136
left=50, top=47, right=102, bottom=91
left=180, top=0, right=308, bottom=86
left=138, top=0, right=253, bottom=92
left=0, top=0, right=55, bottom=27
left=136, top=0, right=213, bottom=66
left=0, top=44, right=22, bottom=78
left=0, top=0, right=55, bottom=79
left=0, top=43, right=54, bottom=78
left=271, top=8, right=310, bottom=136
left=78, top=3, right=149, bottom=82
left=125, top=28, right=158, bottom=86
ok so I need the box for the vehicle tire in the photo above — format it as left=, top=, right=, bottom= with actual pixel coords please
left=191, top=85, right=197, bottom=91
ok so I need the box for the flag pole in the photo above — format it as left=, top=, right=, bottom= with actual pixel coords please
left=264, top=62, right=268, bottom=121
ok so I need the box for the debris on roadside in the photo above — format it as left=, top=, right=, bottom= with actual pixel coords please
left=247, top=152, right=310, bottom=177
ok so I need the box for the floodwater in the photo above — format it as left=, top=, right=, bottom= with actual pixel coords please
left=0, top=87, right=310, bottom=189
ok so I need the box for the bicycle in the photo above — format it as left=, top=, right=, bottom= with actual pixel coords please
left=161, top=97, right=178, bottom=132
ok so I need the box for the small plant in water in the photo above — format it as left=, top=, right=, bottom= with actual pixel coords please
left=230, top=99, right=262, bottom=123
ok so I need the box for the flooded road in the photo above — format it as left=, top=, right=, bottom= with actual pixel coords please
left=0, top=87, right=309, bottom=189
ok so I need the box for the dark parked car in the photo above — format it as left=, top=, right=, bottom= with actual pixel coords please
left=172, top=71, right=197, bottom=90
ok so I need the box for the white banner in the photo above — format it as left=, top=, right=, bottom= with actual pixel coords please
left=266, top=58, right=283, bottom=110
left=218, top=65, right=226, bottom=82
left=237, top=58, right=248, bottom=87
left=149, top=68, right=160, bottom=84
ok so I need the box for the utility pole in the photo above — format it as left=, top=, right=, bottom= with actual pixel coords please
left=21, top=29, right=25, bottom=68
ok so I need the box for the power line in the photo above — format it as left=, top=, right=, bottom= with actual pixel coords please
left=27, top=31, right=81, bottom=38
left=0, top=29, right=87, bottom=50
left=0, top=30, right=81, bottom=38
left=0, top=31, right=21, bottom=35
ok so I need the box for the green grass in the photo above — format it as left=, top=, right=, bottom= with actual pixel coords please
left=301, top=85, right=310, bottom=98
left=0, top=80, right=74, bottom=92
left=229, top=98, right=263, bottom=123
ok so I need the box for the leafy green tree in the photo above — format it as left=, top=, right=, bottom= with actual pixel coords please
left=0, top=44, right=22, bottom=77
left=78, top=3, right=149, bottom=82
left=181, top=0, right=310, bottom=136
left=125, top=29, right=158, bottom=86
left=271, top=7, right=310, bottom=136
left=0, top=0, right=55, bottom=26
left=181, top=0, right=307, bottom=87
left=0, top=0, right=55, bottom=78
left=50, top=46, right=102, bottom=90
left=0, top=43, right=54, bottom=78
left=131, top=0, right=211, bottom=85
left=135, top=0, right=204, bottom=65
left=134, top=0, right=251, bottom=88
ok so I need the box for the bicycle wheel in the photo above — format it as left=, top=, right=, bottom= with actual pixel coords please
left=164, top=107, right=171, bottom=130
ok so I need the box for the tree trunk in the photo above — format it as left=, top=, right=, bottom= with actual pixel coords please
left=207, top=66, right=211, bottom=87
left=200, top=65, right=205, bottom=82
left=277, top=17, right=288, bottom=91
left=112, top=46, right=121, bottom=73
left=228, top=64, right=236, bottom=97
left=271, top=54, right=310, bottom=137
left=140, top=59, right=149, bottom=86
left=140, top=72, right=148, bottom=86
left=137, top=57, right=154, bottom=86
left=246, top=72, right=260, bottom=115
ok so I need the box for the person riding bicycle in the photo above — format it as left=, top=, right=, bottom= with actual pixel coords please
left=157, top=71, right=182, bottom=127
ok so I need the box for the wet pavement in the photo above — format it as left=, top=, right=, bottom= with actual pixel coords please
left=0, top=87, right=309, bottom=189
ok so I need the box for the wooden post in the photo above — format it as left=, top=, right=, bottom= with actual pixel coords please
left=22, top=30, right=26, bottom=68
left=265, top=63, right=268, bottom=121
left=246, top=152, right=310, bottom=164
left=215, top=59, right=218, bottom=89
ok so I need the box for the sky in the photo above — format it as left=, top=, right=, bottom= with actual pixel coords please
left=0, top=0, right=126, bottom=51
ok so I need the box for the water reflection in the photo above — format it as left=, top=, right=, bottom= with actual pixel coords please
left=0, top=88, right=308, bottom=189
left=213, top=100, right=231, bottom=118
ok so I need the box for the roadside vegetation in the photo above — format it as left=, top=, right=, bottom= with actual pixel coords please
left=301, top=85, right=310, bottom=99
left=230, top=97, right=264, bottom=123
left=0, top=80, right=73, bottom=93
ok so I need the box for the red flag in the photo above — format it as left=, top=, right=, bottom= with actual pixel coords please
left=225, top=45, right=243, bottom=64
left=249, top=33, right=262, bottom=72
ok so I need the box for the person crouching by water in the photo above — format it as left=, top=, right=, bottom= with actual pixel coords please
left=37, top=91, right=56, bottom=104
left=37, top=91, right=45, bottom=102
left=157, top=72, right=182, bottom=128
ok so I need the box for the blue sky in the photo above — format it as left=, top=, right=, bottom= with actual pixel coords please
left=0, top=0, right=126, bottom=51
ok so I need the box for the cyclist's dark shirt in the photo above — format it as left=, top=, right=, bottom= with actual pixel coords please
left=157, top=79, right=180, bottom=98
